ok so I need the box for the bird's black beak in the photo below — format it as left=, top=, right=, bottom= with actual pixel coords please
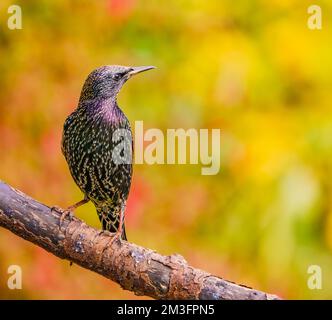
left=128, top=66, right=156, bottom=77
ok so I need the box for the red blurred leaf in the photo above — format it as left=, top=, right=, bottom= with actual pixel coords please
left=106, top=0, right=136, bottom=19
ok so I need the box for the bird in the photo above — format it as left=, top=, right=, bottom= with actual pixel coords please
left=60, top=65, right=155, bottom=241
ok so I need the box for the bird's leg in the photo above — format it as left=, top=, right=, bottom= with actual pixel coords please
left=52, top=197, right=89, bottom=228
left=66, top=198, right=90, bottom=212
left=109, top=228, right=121, bottom=244
left=110, top=205, right=125, bottom=244
left=117, top=206, right=125, bottom=237
left=60, top=197, right=89, bottom=225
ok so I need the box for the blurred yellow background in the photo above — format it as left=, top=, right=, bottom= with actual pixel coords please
left=0, top=0, right=332, bottom=299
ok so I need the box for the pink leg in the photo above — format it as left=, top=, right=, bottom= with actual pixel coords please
left=110, top=206, right=125, bottom=244
left=52, top=197, right=89, bottom=228
left=66, top=198, right=89, bottom=211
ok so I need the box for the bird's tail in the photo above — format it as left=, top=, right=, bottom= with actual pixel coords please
left=97, top=207, right=127, bottom=241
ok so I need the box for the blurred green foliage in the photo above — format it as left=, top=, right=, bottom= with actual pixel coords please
left=0, top=0, right=332, bottom=299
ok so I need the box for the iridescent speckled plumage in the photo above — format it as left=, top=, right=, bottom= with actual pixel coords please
left=61, top=65, right=155, bottom=240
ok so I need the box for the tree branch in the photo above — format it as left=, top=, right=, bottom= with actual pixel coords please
left=0, top=181, right=280, bottom=300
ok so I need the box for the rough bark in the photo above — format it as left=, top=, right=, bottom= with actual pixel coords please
left=0, top=181, right=280, bottom=300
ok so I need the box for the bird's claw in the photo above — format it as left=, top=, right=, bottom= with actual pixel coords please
left=51, top=206, right=74, bottom=229
left=99, top=229, right=112, bottom=237
left=98, top=229, right=122, bottom=245
left=109, top=231, right=123, bottom=245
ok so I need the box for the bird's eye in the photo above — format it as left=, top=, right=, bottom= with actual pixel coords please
left=112, top=73, right=122, bottom=81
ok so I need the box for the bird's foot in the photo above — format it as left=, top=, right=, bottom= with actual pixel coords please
left=51, top=206, right=74, bottom=229
left=109, top=231, right=123, bottom=246
left=99, top=230, right=112, bottom=237
left=98, top=229, right=124, bottom=245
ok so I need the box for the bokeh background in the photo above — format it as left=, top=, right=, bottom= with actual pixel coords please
left=0, top=0, right=332, bottom=299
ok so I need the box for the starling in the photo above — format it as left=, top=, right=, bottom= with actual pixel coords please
left=61, top=65, right=155, bottom=240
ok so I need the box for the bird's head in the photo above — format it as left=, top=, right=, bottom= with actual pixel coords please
left=79, top=65, right=155, bottom=102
